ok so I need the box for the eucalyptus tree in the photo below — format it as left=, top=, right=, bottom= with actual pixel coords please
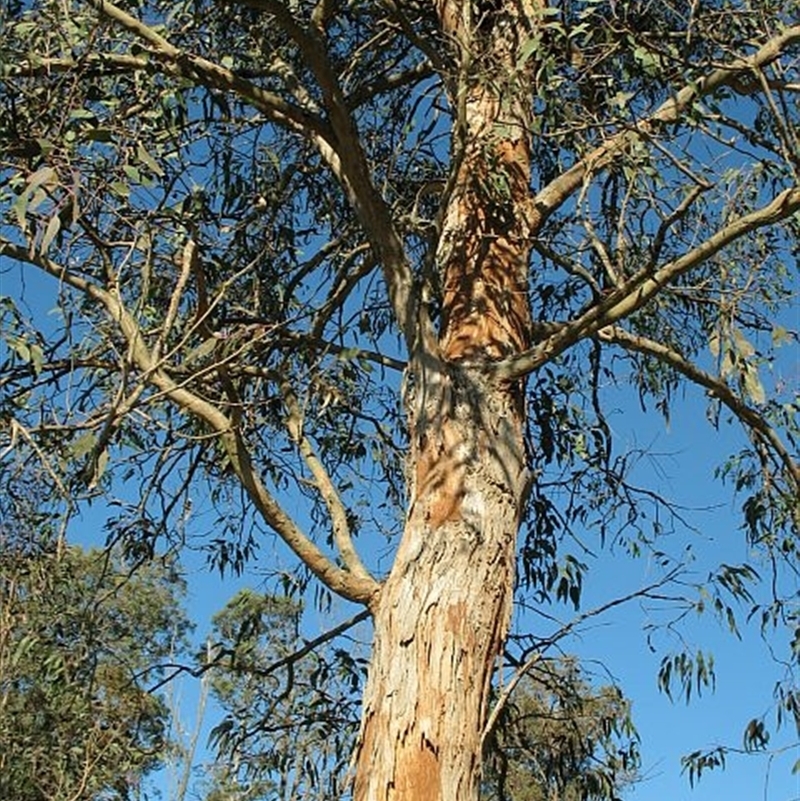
left=0, top=472, right=188, bottom=801
left=482, top=660, right=639, bottom=801
left=200, top=590, right=365, bottom=801
left=1, top=1, right=798, bottom=799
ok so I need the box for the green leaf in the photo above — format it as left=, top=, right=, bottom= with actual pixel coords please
left=84, top=128, right=114, bottom=142
left=720, top=347, right=735, bottom=378
left=136, top=142, right=165, bottom=177
left=610, top=91, right=635, bottom=110
left=70, top=430, right=97, bottom=459
left=69, top=108, right=98, bottom=122
left=9, top=337, right=45, bottom=376
left=743, top=365, right=766, bottom=406
left=337, top=347, right=359, bottom=361
left=110, top=181, right=130, bottom=199
left=13, top=167, right=59, bottom=232
left=708, top=329, right=721, bottom=358
left=89, top=448, right=109, bottom=488
left=771, top=324, right=790, bottom=346
left=36, top=138, right=55, bottom=156
left=731, top=327, right=755, bottom=358
left=184, top=337, right=219, bottom=365
left=29, top=343, right=44, bottom=376
left=27, top=166, right=58, bottom=192
left=12, top=192, right=29, bottom=233
left=633, top=46, right=659, bottom=75
left=123, top=164, right=142, bottom=184
left=8, top=336, right=30, bottom=363
left=40, top=214, right=61, bottom=255
left=516, top=35, right=542, bottom=69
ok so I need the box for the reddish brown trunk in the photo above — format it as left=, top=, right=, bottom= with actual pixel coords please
left=439, top=103, right=533, bottom=362
left=352, top=105, right=535, bottom=799
left=351, top=7, right=539, bottom=799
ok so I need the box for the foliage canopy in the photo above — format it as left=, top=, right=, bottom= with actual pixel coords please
left=0, top=481, right=188, bottom=800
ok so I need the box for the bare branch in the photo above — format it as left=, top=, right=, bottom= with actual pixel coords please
left=46, top=0, right=427, bottom=357
left=1, top=418, right=71, bottom=500
left=68, top=0, right=431, bottom=355
left=152, top=237, right=195, bottom=364
left=281, top=382, right=376, bottom=585
left=647, top=182, right=711, bottom=268
left=595, top=186, right=800, bottom=328
left=148, top=608, right=371, bottom=693
left=2, top=53, right=150, bottom=77
left=379, top=0, right=451, bottom=78
left=753, top=66, right=800, bottom=171
left=83, top=0, right=327, bottom=134
left=483, top=567, right=685, bottom=745
left=346, top=59, right=434, bottom=110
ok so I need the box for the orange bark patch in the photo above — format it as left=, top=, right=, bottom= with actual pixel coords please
left=413, top=420, right=467, bottom=529
left=445, top=600, right=467, bottom=633
left=437, top=85, right=533, bottom=365
left=395, top=744, right=441, bottom=801
left=439, top=171, right=532, bottom=362
left=440, top=235, right=530, bottom=361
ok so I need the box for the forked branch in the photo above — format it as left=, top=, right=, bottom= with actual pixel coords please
left=82, top=0, right=328, bottom=135
left=494, top=186, right=800, bottom=380
left=0, top=238, right=379, bottom=604
left=483, top=567, right=686, bottom=745
left=529, top=24, right=800, bottom=228
left=236, top=0, right=429, bottom=353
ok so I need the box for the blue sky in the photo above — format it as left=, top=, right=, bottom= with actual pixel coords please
left=572, top=388, right=800, bottom=801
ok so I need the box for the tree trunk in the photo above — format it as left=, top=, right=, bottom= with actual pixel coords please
left=353, top=364, right=530, bottom=800
left=352, top=17, right=536, bottom=793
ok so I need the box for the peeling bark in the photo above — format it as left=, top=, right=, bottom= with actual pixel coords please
left=353, top=364, right=530, bottom=800
left=352, top=5, right=540, bottom=797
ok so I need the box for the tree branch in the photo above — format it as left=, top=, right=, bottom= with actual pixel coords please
left=597, top=326, right=800, bottom=493
left=528, top=24, right=800, bottom=228
left=380, top=0, right=451, bottom=78
left=493, top=186, right=800, bottom=380
left=83, top=0, right=328, bottom=135
left=483, top=567, right=685, bottom=745
left=148, top=608, right=371, bottom=693
left=345, top=59, right=434, bottom=110
left=0, top=237, right=380, bottom=604
left=281, top=382, right=376, bottom=585
left=65, top=0, right=429, bottom=356
left=1, top=53, right=150, bottom=77
left=236, top=0, right=431, bottom=355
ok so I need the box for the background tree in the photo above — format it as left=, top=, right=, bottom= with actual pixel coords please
left=1, top=1, right=798, bottom=799
left=200, top=590, right=365, bottom=801
left=0, top=467, right=189, bottom=801
left=483, top=661, right=638, bottom=801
